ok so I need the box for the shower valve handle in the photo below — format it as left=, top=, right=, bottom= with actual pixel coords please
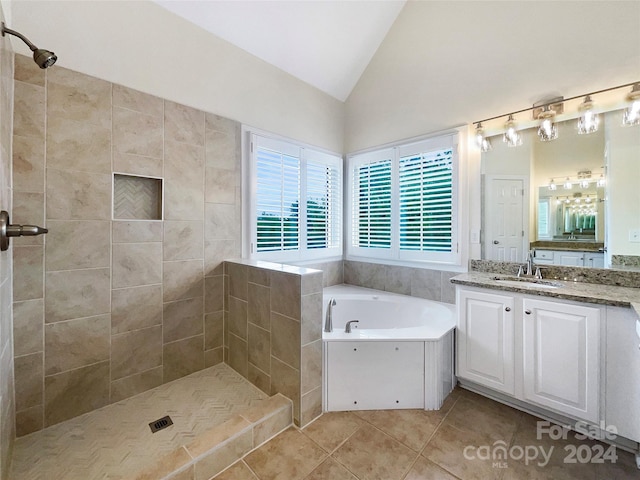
left=0, top=210, right=48, bottom=251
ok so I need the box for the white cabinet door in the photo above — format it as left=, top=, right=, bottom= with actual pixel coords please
left=556, top=251, right=585, bottom=266
left=457, top=288, right=515, bottom=395
left=522, top=298, right=600, bottom=423
left=605, top=307, right=640, bottom=443
left=584, top=253, right=604, bottom=268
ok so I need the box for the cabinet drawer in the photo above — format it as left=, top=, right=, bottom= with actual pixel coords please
left=534, top=250, right=554, bottom=260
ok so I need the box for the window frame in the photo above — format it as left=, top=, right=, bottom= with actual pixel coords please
left=244, top=128, right=343, bottom=263
left=346, top=132, right=461, bottom=266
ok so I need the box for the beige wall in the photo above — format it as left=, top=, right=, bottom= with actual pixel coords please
left=11, top=57, right=239, bottom=434
left=0, top=4, right=15, bottom=476
left=11, top=1, right=344, bottom=153
left=344, top=1, right=640, bottom=153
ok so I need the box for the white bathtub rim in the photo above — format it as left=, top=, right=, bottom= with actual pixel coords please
left=322, top=284, right=455, bottom=341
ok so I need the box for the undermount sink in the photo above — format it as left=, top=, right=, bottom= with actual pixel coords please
left=492, top=276, right=564, bottom=289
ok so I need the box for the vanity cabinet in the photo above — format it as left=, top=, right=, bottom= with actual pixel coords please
left=456, top=286, right=602, bottom=424
left=533, top=249, right=604, bottom=267
left=605, top=307, right=640, bottom=443
left=456, top=289, right=515, bottom=395
left=522, top=298, right=600, bottom=423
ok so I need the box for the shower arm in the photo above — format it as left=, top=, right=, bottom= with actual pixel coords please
left=1, top=23, right=38, bottom=51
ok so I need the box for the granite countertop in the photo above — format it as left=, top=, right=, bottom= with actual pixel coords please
left=451, top=272, right=640, bottom=318
left=531, top=241, right=605, bottom=253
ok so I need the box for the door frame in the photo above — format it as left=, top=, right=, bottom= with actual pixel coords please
left=483, top=174, right=530, bottom=262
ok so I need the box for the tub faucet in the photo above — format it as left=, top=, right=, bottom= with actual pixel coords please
left=324, top=298, right=336, bottom=333
left=345, top=320, right=359, bottom=333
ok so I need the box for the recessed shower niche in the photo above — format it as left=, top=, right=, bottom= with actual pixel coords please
left=113, top=173, right=164, bottom=220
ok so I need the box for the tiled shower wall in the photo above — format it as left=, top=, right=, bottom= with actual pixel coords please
left=11, top=55, right=241, bottom=435
left=0, top=24, right=15, bottom=479
left=224, top=260, right=323, bottom=427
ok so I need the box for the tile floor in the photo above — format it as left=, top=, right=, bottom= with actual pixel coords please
left=213, top=387, right=639, bottom=480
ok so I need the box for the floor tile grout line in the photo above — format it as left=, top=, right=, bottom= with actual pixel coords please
left=410, top=393, right=464, bottom=480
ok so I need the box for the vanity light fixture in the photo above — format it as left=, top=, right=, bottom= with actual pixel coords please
left=563, top=177, right=573, bottom=189
left=475, top=123, right=492, bottom=152
left=622, top=83, right=640, bottom=126
left=585, top=196, right=592, bottom=203
left=548, top=179, right=557, bottom=190
left=473, top=80, right=638, bottom=145
left=503, top=115, right=522, bottom=147
left=597, top=174, right=606, bottom=187
left=577, top=96, right=599, bottom=134
left=537, top=105, right=558, bottom=141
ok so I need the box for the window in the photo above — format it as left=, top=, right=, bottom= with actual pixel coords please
left=348, top=134, right=459, bottom=264
left=250, top=133, right=342, bottom=261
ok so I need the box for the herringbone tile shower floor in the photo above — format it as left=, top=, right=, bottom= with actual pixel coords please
left=9, top=364, right=269, bottom=480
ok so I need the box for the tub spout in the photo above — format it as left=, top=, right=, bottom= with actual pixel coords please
left=345, top=320, right=359, bottom=333
left=324, top=298, right=336, bottom=333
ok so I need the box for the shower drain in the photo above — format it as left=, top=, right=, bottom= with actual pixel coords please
left=149, top=415, right=173, bottom=433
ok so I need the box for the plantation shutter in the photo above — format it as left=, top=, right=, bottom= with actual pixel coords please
left=254, top=136, right=301, bottom=253
left=398, top=143, right=453, bottom=252
left=306, top=150, right=342, bottom=250
left=351, top=150, right=393, bottom=249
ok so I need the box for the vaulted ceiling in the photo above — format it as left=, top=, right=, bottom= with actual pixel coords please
left=154, top=0, right=406, bottom=101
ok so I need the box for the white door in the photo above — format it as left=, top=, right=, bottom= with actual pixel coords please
left=485, top=177, right=526, bottom=262
left=522, top=298, right=600, bottom=423
left=456, top=288, right=515, bottom=395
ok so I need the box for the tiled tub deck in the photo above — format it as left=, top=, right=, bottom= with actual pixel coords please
left=9, top=364, right=292, bottom=480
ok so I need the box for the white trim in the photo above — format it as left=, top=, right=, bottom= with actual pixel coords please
left=346, top=129, right=463, bottom=266
left=242, top=125, right=344, bottom=262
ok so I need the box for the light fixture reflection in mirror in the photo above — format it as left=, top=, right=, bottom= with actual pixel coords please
left=622, top=83, right=640, bottom=126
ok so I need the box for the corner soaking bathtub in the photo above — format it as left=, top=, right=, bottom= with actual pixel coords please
left=322, top=284, right=455, bottom=412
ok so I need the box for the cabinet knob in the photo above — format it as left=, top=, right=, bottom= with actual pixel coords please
left=525, top=309, right=532, bottom=315
left=505, top=307, right=511, bottom=312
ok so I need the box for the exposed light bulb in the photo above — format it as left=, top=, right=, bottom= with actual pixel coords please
left=623, top=84, right=640, bottom=126
left=503, top=114, right=522, bottom=147
left=577, top=96, right=600, bottom=134
left=564, top=178, right=573, bottom=189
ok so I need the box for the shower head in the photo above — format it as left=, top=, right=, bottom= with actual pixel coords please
left=1, top=22, right=57, bottom=69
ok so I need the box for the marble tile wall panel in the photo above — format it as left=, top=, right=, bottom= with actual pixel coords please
left=46, top=116, right=111, bottom=173
left=13, top=134, right=44, bottom=192
left=111, top=284, right=162, bottom=334
left=111, top=326, right=162, bottom=380
left=44, top=361, right=110, bottom=426
left=13, top=298, right=43, bottom=356
left=44, top=314, right=111, bottom=375
left=163, top=335, right=205, bottom=383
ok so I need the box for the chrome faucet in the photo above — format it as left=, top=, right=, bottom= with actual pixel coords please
left=526, top=250, right=534, bottom=276
left=345, top=320, right=359, bottom=333
left=324, top=298, right=336, bottom=333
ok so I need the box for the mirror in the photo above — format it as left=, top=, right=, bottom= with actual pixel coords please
left=481, top=109, right=640, bottom=269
